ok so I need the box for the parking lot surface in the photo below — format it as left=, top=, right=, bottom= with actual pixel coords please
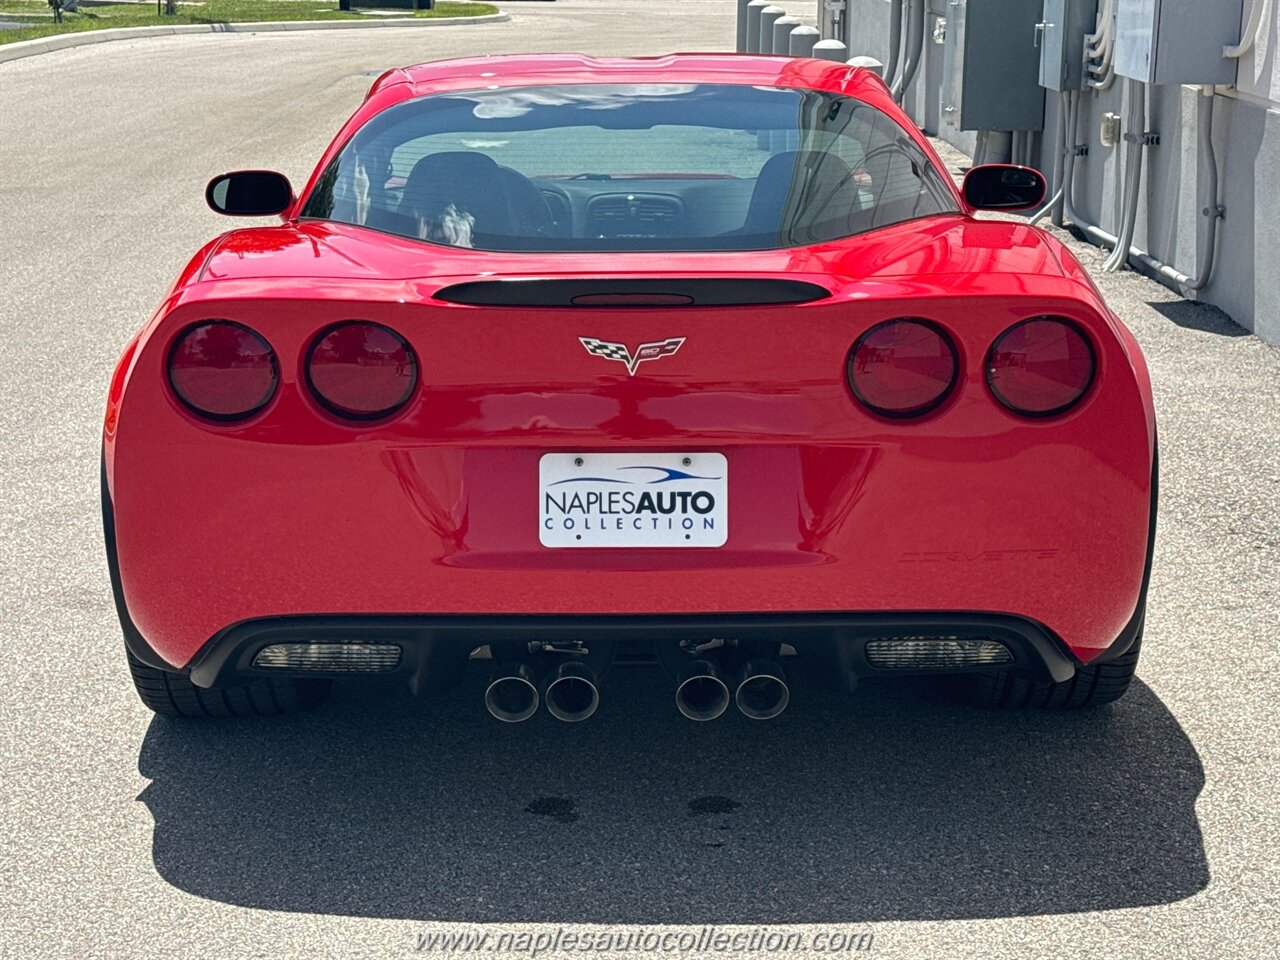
left=1, top=3, right=1278, bottom=957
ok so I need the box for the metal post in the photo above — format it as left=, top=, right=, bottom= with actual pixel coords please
left=755, top=9, right=783, bottom=148
left=847, top=56, right=885, bottom=78
left=772, top=16, right=802, bottom=57
left=812, top=39, right=849, bottom=62
left=759, top=7, right=786, bottom=54
left=762, top=16, right=803, bottom=151
left=789, top=24, right=821, bottom=58
left=745, top=0, right=770, bottom=53
left=736, top=0, right=753, bottom=52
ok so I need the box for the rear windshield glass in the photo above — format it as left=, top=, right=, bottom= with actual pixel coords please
left=301, top=83, right=959, bottom=252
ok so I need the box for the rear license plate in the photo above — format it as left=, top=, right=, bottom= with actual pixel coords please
left=539, top=453, right=728, bottom=548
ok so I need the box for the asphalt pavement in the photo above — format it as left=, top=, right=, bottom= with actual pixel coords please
left=1, top=2, right=1278, bottom=958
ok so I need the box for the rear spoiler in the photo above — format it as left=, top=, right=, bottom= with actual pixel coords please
left=433, top=278, right=831, bottom=307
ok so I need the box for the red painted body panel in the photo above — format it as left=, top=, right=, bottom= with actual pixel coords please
left=104, top=55, right=1156, bottom=671
left=199, top=216, right=1061, bottom=285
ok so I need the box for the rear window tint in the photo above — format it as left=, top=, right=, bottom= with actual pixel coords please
left=301, top=83, right=959, bottom=252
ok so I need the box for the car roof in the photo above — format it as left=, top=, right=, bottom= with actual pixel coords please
left=370, top=53, right=888, bottom=104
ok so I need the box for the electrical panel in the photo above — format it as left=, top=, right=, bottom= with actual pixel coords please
left=941, top=0, right=1046, bottom=132
left=1113, top=0, right=1245, bottom=85
left=1038, top=0, right=1100, bottom=91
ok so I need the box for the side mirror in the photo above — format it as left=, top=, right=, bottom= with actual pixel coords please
left=962, top=164, right=1046, bottom=212
left=205, top=170, right=293, bottom=217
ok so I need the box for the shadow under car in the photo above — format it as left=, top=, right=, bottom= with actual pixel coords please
left=136, top=664, right=1207, bottom=923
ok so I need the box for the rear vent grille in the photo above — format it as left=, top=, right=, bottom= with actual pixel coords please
left=865, top=637, right=1013, bottom=670
left=253, top=642, right=402, bottom=673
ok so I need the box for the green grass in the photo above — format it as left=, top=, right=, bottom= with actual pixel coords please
left=0, top=0, right=499, bottom=44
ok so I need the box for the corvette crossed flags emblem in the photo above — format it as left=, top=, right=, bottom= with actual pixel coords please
left=578, top=336, right=686, bottom=376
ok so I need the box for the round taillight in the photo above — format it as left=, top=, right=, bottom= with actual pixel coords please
left=168, top=321, right=278, bottom=420
left=986, top=317, right=1095, bottom=416
left=306, top=321, right=417, bottom=419
left=848, top=319, right=958, bottom=418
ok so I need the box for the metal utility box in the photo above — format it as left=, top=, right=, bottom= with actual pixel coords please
left=941, top=0, right=1046, bottom=132
left=1038, top=0, right=1100, bottom=91
left=1113, top=0, right=1245, bottom=86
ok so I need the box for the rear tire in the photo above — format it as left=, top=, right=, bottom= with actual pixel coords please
left=126, top=647, right=330, bottom=718
left=956, top=636, right=1141, bottom=709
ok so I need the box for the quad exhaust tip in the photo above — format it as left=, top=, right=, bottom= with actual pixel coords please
left=485, top=662, right=540, bottom=723
left=734, top=659, right=790, bottom=721
left=675, top=659, right=731, bottom=722
left=487, top=653, right=787, bottom=724
left=544, top=662, right=600, bottom=723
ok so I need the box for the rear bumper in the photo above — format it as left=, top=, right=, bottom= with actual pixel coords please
left=109, top=439, right=1155, bottom=669
left=105, top=442, right=1156, bottom=686
left=183, top=611, right=1102, bottom=691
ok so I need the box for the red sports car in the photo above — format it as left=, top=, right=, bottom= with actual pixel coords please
left=103, top=54, right=1156, bottom=723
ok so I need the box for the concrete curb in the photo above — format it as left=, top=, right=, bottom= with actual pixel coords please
left=0, top=11, right=510, bottom=64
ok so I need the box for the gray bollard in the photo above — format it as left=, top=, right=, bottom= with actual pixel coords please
left=847, top=56, right=885, bottom=78
left=736, top=0, right=753, bottom=52
left=745, top=0, right=770, bottom=53
left=812, top=39, right=849, bottom=63
left=789, top=24, right=821, bottom=58
left=758, top=7, right=786, bottom=54
left=764, top=16, right=804, bottom=150
left=771, top=16, right=802, bottom=57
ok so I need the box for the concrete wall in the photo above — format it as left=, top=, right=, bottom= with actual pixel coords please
left=840, top=0, right=1280, bottom=344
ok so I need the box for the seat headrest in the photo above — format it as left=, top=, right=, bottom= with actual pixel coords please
left=743, top=150, right=858, bottom=242
left=398, top=151, right=510, bottom=243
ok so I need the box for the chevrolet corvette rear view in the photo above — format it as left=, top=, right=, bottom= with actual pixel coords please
left=102, top=54, right=1156, bottom=722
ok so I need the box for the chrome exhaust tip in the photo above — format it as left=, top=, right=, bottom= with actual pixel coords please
left=544, top=661, right=600, bottom=723
left=734, top=659, right=790, bottom=720
left=484, top=662, right=540, bottom=723
left=675, top=659, right=731, bottom=722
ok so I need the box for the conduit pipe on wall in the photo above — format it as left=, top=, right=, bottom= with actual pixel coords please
left=884, top=0, right=904, bottom=89
left=1060, top=84, right=1223, bottom=292
left=1030, top=93, right=1073, bottom=226
left=1060, top=89, right=1145, bottom=266
left=972, top=130, right=1012, bottom=166
left=891, top=0, right=924, bottom=103
left=1086, top=0, right=1118, bottom=91
left=1085, top=0, right=1113, bottom=63
left=972, top=130, right=991, bottom=165
left=1102, top=80, right=1147, bottom=272
left=1225, top=0, right=1270, bottom=59
left=1133, top=89, right=1222, bottom=290
left=987, top=131, right=1013, bottom=165
left=1021, top=131, right=1037, bottom=166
